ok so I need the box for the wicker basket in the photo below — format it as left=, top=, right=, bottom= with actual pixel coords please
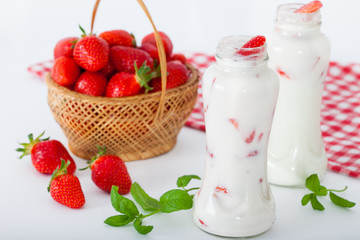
left=45, top=0, right=199, bottom=161
left=45, top=64, right=199, bottom=161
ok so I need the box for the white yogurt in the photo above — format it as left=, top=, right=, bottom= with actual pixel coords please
left=193, top=36, right=278, bottom=237
left=267, top=3, right=330, bottom=186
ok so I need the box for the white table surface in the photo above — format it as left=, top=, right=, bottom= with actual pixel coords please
left=0, top=0, right=359, bottom=239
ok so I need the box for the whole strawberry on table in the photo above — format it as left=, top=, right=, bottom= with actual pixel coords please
left=17, top=131, right=77, bottom=175
left=80, top=146, right=132, bottom=195
left=52, top=26, right=189, bottom=97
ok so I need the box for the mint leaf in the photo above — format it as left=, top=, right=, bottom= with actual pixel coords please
left=133, top=215, right=153, bottom=235
left=317, top=185, right=328, bottom=196
left=301, top=193, right=312, bottom=206
left=310, top=194, right=325, bottom=211
left=104, top=215, right=134, bottom=227
left=111, top=186, right=139, bottom=217
left=160, top=189, right=193, bottom=213
left=329, top=192, right=356, bottom=208
left=306, top=174, right=321, bottom=193
left=176, top=175, right=201, bottom=188
left=130, top=182, right=161, bottom=211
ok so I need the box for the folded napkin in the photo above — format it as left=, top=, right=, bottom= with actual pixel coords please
left=28, top=53, right=360, bottom=178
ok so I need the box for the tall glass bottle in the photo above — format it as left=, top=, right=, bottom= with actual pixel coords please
left=193, top=35, right=278, bottom=237
left=267, top=3, right=330, bottom=186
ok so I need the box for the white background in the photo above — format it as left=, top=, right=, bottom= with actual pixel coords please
left=0, top=0, right=359, bottom=240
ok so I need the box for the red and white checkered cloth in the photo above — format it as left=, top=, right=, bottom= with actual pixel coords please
left=28, top=54, right=360, bottom=178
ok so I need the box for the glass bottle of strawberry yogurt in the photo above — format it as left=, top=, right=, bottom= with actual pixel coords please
left=267, top=1, right=330, bottom=186
left=193, top=35, right=278, bottom=237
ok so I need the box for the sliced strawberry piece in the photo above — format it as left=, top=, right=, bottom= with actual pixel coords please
left=245, top=130, right=256, bottom=144
left=247, top=150, right=258, bottom=158
left=242, top=35, right=266, bottom=48
left=294, top=1, right=323, bottom=13
left=276, top=67, right=291, bottom=79
left=237, top=35, right=266, bottom=56
left=215, top=186, right=228, bottom=194
left=229, top=118, right=239, bottom=130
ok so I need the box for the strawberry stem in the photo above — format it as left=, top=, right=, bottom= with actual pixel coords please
left=16, top=131, right=49, bottom=159
left=47, top=159, right=70, bottom=192
left=134, top=61, right=154, bottom=93
left=79, top=145, right=106, bottom=171
left=79, top=25, right=87, bottom=37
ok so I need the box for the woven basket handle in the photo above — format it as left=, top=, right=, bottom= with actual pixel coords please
left=90, top=0, right=167, bottom=121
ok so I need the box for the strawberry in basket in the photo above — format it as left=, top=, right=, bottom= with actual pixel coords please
left=46, top=0, right=199, bottom=161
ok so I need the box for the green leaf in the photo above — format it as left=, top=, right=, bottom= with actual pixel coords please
left=130, top=182, right=161, bottom=211
left=329, top=192, right=356, bottom=208
left=301, top=193, right=312, bottom=206
left=160, top=189, right=193, bottom=213
left=305, top=174, right=322, bottom=193
left=317, top=185, right=328, bottom=196
left=176, top=175, right=201, bottom=188
left=310, top=194, right=325, bottom=211
left=104, top=215, right=134, bottom=227
left=111, top=186, right=139, bottom=217
left=133, top=215, right=153, bottom=235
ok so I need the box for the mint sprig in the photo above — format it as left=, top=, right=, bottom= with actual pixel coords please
left=104, top=174, right=201, bottom=235
left=301, top=174, right=356, bottom=211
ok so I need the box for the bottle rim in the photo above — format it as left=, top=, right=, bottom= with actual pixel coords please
left=275, top=3, right=321, bottom=26
left=216, top=35, right=268, bottom=65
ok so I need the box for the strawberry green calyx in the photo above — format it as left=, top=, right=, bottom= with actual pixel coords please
left=16, top=131, right=49, bottom=159
left=78, top=25, right=95, bottom=37
left=134, top=61, right=154, bottom=93
left=79, top=25, right=88, bottom=37
left=79, top=145, right=106, bottom=171
left=47, top=159, right=70, bottom=192
left=130, top=33, right=137, bottom=48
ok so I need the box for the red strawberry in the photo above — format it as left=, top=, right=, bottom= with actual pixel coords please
left=105, top=62, right=153, bottom=97
left=151, top=61, right=188, bottom=92
left=81, top=146, right=131, bottom=194
left=48, top=160, right=85, bottom=209
left=169, top=53, right=187, bottom=65
left=100, top=60, right=116, bottom=79
left=99, top=30, right=136, bottom=47
left=140, top=43, right=160, bottom=62
left=73, top=29, right=109, bottom=71
left=294, top=1, right=322, bottom=13
left=237, top=35, right=266, bottom=56
left=54, top=37, right=78, bottom=59
left=17, top=132, right=76, bottom=175
left=51, top=56, right=81, bottom=87
left=141, top=31, right=173, bottom=57
left=110, top=46, right=154, bottom=73
left=74, top=71, right=107, bottom=96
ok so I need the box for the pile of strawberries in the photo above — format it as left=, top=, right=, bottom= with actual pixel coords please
left=52, top=27, right=189, bottom=97
left=17, top=132, right=132, bottom=209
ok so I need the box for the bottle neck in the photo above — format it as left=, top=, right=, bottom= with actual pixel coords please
left=215, top=55, right=268, bottom=73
